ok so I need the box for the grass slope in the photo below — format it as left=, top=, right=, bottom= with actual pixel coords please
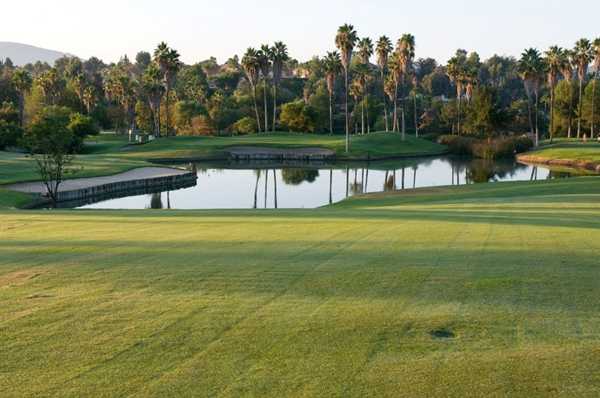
left=2, top=177, right=600, bottom=396
left=521, top=141, right=600, bottom=165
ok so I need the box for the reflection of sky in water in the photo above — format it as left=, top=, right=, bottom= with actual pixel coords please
left=79, top=157, right=566, bottom=210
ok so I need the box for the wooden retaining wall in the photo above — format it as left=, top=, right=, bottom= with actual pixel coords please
left=53, top=172, right=198, bottom=205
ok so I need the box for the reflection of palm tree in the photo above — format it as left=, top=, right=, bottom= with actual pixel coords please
left=253, top=170, right=261, bottom=209
left=273, top=170, right=278, bottom=209
left=384, top=174, right=395, bottom=192
left=149, top=193, right=163, bottom=209
left=401, top=167, right=405, bottom=190
left=365, top=168, right=369, bottom=193
left=281, top=169, right=319, bottom=185
left=345, top=167, right=350, bottom=197
left=412, top=165, right=418, bottom=188
left=264, top=170, right=268, bottom=208
left=329, top=169, right=333, bottom=204
left=167, top=191, right=171, bottom=209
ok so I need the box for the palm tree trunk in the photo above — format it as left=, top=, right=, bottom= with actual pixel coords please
left=165, top=89, right=170, bottom=136
left=592, top=79, right=597, bottom=139
left=272, top=84, right=278, bottom=132
left=253, top=171, right=260, bottom=209
left=550, top=84, right=555, bottom=143
left=535, top=91, right=539, bottom=146
left=526, top=95, right=533, bottom=137
left=568, top=84, right=573, bottom=138
left=413, top=94, right=418, bottom=137
left=253, top=86, right=262, bottom=132
left=329, top=92, right=334, bottom=134
left=457, top=96, right=462, bottom=136
left=345, top=70, right=350, bottom=152
left=366, top=91, right=370, bottom=134
left=157, top=103, right=161, bottom=137
left=393, top=81, right=399, bottom=132
left=382, top=70, right=389, bottom=132
left=578, top=79, right=584, bottom=139
left=361, top=99, right=365, bottom=135
left=263, top=80, right=269, bottom=132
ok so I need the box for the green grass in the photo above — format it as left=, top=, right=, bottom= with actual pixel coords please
left=526, top=141, right=600, bottom=163
left=110, top=132, right=447, bottom=161
left=2, top=177, right=600, bottom=396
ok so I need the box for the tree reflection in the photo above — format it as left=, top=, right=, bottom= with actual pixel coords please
left=149, top=193, right=163, bottom=209
left=281, top=169, right=319, bottom=185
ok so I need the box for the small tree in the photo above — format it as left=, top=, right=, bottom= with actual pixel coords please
left=27, top=108, right=75, bottom=206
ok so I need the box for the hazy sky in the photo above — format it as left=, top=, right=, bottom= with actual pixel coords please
left=3, top=0, right=599, bottom=64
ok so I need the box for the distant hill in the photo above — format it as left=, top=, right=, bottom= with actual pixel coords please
left=0, top=42, right=75, bottom=66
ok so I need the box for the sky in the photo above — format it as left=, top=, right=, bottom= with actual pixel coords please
left=3, top=0, right=599, bottom=65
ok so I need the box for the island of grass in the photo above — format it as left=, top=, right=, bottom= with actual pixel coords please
left=0, top=132, right=446, bottom=208
left=2, top=177, right=600, bottom=396
left=518, top=140, right=600, bottom=172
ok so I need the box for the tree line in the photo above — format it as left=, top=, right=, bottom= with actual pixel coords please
left=1, top=28, right=599, bottom=152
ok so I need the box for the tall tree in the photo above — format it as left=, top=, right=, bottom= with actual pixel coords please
left=335, top=24, right=358, bottom=152
left=376, top=36, right=393, bottom=132
left=389, top=53, right=403, bottom=133
left=446, top=50, right=467, bottom=135
left=270, top=42, right=289, bottom=131
left=518, top=48, right=544, bottom=146
left=357, top=37, right=373, bottom=134
left=397, top=34, right=415, bottom=140
left=242, top=48, right=262, bottom=132
left=36, top=69, right=64, bottom=106
left=11, top=69, right=32, bottom=127
left=258, top=45, right=272, bottom=132
left=154, top=42, right=181, bottom=136
left=545, top=46, right=568, bottom=142
left=592, top=38, right=600, bottom=138
left=572, top=38, right=593, bottom=138
left=141, top=63, right=165, bottom=136
left=560, top=50, right=576, bottom=138
left=323, top=51, right=342, bottom=134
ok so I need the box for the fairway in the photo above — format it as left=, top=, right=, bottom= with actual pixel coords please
left=2, top=178, right=600, bottom=397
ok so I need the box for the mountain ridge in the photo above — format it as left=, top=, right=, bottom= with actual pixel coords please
left=0, top=42, right=76, bottom=66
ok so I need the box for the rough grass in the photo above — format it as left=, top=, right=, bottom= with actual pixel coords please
left=2, top=177, right=600, bottom=396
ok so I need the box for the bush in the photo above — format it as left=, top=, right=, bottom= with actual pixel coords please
left=438, top=135, right=474, bottom=156
left=0, top=121, right=23, bottom=149
left=232, top=117, right=258, bottom=135
left=439, top=134, right=534, bottom=159
left=279, top=100, right=318, bottom=133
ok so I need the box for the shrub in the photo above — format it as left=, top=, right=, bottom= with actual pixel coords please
left=0, top=121, right=23, bottom=149
left=438, top=135, right=474, bottom=156
left=279, top=100, right=318, bottom=133
left=232, top=117, right=258, bottom=135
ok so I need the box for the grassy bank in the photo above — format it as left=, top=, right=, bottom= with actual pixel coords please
left=114, top=132, right=447, bottom=161
left=2, top=177, right=600, bottom=396
left=518, top=141, right=600, bottom=172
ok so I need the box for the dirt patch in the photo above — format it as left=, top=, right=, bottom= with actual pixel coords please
left=0, top=270, right=44, bottom=288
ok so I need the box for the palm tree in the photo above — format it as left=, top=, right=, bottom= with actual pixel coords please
left=357, top=38, right=373, bottom=133
left=335, top=24, right=358, bottom=152
left=323, top=51, right=342, bottom=134
left=242, top=48, right=262, bottom=132
left=354, top=63, right=371, bottom=135
left=397, top=34, right=415, bottom=141
left=258, top=45, right=273, bottom=132
left=270, top=42, right=289, bottom=132
left=446, top=56, right=464, bottom=135
left=518, top=48, right=544, bottom=146
left=412, top=74, right=420, bottom=137
left=37, top=69, right=64, bottom=106
left=572, top=39, right=594, bottom=138
left=376, top=36, right=393, bottom=132
left=82, top=86, right=96, bottom=115
left=560, top=50, right=575, bottom=138
left=11, top=69, right=32, bottom=127
left=592, top=38, right=600, bottom=138
left=388, top=53, right=403, bottom=133
left=142, top=63, right=165, bottom=136
left=153, top=42, right=181, bottom=136
left=545, top=46, right=567, bottom=142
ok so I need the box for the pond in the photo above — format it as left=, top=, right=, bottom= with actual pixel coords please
left=78, top=157, right=578, bottom=210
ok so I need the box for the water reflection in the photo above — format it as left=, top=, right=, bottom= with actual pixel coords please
left=78, top=156, right=588, bottom=210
